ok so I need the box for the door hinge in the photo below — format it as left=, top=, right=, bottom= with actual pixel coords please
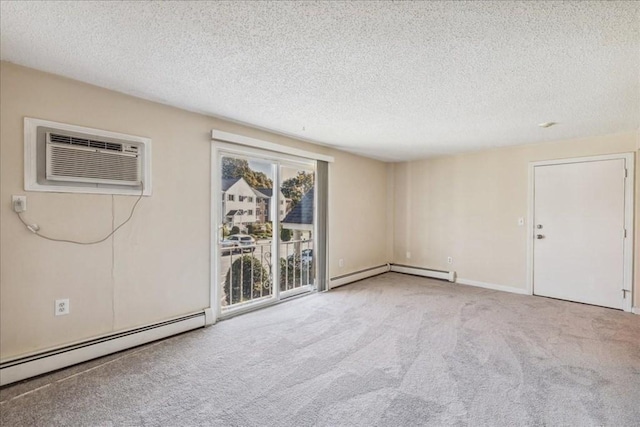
left=624, top=168, right=628, bottom=178
left=622, top=289, right=630, bottom=299
left=624, top=228, right=627, bottom=238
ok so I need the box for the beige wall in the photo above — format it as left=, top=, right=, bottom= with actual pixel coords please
left=0, top=62, right=389, bottom=359
left=1, top=61, right=637, bottom=360
left=329, top=151, right=389, bottom=276
left=392, top=132, right=640, bottom=307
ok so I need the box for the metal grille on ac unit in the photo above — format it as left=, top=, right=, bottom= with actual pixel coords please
left=46, top=132, right=142, bottom=186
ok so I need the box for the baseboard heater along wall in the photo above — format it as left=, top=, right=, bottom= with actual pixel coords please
left=328, top=264, right=456, bottom=289
left=0, top=310, right=212, bottom=386
left=389, top=265, right=530, bottom=294
left=1, top=264, right=540, bottom=386
left=390, top=264, right=456, bottom=282
left=329, top=264, right=391, bottom=288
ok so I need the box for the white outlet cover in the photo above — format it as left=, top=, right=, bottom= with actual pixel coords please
left=338, top=259, right=344, bottom=267
left=12, top=195, right=27, bottom=213
left=55, top=299, right=70, bottom=316
left=406, top=252, right=411, bottom=259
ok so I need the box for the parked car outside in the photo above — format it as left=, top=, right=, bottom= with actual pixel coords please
left=300, top=249, right=313, bottom=264
left=220, top=238, right=239, bottom=255
left=227, top=234, right=256, bottom=253
left=287, top=249, right=313, bottom=264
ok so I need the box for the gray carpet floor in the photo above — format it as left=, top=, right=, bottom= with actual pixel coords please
left=1, top=272, right=639, bottom=426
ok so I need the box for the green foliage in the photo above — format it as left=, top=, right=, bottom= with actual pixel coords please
left=247, top=222, right=272, bottom=239
left=247, top=223, right=256, bottom=235
left=222, top=157, right=272, bottom=188
left=280, top=256, right=299, bottom=292
left=281, top=171, right=314, bottom=208
left=279, top=255, right=311, bottom=291
left=230, top=226, right=240, bottom=235
left=222, top=225, right=230, bottom=238
left=280, top=227, right=292, bottom=242
left=224, top=255, right=270, bottom=305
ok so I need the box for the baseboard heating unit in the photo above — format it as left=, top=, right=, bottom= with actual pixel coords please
left=0, top=310, right=211, bottom=386
left=390, top=264, right=456, bottom=282
left=329, top=264, right=391, bottom=289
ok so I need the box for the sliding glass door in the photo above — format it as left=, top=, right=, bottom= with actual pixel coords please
left=279, top=164, right=315, bottom=297
left=215, top=150, right=316, bottom=316
left=218, top=155, right=276, bottom=310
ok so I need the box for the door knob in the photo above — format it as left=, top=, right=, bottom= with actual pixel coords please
left=536, top=234, right=545, bottom=239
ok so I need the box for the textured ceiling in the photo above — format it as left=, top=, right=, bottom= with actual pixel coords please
left=1, top=1, right=638, bottom=161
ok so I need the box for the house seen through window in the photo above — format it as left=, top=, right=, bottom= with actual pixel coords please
left=218, top=154, right=316, bottom=311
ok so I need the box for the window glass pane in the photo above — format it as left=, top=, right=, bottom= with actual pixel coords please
left=279, top=165, right=315, bottom=293
left=220, top=155, right=274, bottom=309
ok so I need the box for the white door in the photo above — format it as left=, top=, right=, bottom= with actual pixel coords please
left=215, top=150, right=317, bottom=317
left=533, top=159, right=626, bottom=309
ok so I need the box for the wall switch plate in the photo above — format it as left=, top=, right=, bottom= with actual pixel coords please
left=518, top=217, right=525, bottom=226
left=12, top=195, right=26, bottom=213
left=55, top=299, right=70, bottom=316
left=447, top=256, right=453, bottom=264
left=338, top=259, right=344, bottom=268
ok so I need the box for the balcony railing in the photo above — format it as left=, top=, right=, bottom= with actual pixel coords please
left=220, top=238, right=314, bottom=309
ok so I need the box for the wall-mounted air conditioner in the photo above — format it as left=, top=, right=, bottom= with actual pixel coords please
left=25, top=118, right=152, bottom=195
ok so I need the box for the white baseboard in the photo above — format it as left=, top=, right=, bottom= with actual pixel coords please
left=390, top=264, right=455, bottom=282
left=456, top=278, right=529, bottom=295
left=0, top=311, right=206, bottom=386
left=633, top=307, right=640, bottom=315
left=329, top=264, right=390, bottom=289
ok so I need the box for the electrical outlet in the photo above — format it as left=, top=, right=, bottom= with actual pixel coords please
left=406, top=252, right=411, bottom=259
left=447, top=256, right=453, bottom=264
left=338, top=258, right=344, bottom=268
left=12, top=195, right=26, bottom=213
left=55, top=299, right=70, bottom=316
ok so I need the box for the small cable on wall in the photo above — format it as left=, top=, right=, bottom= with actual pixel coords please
left=15, top=182, right=145, bottom=245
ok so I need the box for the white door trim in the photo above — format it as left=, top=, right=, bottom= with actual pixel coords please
left=210, top=143, right=222, bottom=322
left=210, top=142, right=319, bottom=321
left=527, top=153, right=635, bottom=312
left=212, top=130, right=335, bottom=163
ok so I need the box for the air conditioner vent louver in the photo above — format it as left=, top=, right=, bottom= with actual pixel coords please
left=49, top=133, right=124, bottom=153
left=25, top=118, right=151, bottom=195
left=49, top=146, right=140, bottom=182
left=46, top=131, right=142, bottom=187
